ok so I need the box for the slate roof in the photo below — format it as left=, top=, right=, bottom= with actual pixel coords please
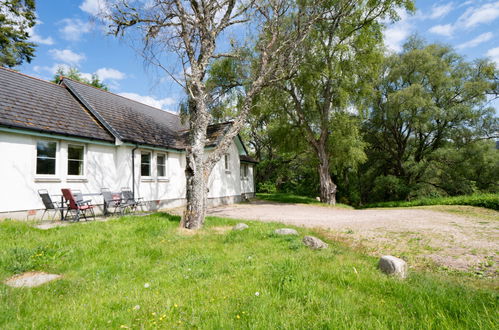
left=0, top=67, right=114, bottom=142
left=0, top=68, right=244, bottom=151
left=240, top=155, right=258, bottom=164
left=62, top=78, right=188, bottom=149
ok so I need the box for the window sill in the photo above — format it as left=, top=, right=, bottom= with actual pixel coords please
left=158, top=178, right=170, bottom=182
left=34, top=177, right=61, bottom=183
left=67, top=177, right=88, bottom=183
left=141, top=177, right=154, bottom=182
left=225, top=170, right=231, bottom=174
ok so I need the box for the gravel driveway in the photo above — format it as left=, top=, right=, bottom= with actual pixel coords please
left=208, top=200, right=499, bottom=273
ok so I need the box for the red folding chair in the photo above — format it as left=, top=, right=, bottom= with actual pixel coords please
left=61, top=188, right=95, bottom=222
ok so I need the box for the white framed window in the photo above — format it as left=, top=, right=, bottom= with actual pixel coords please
left=141, top=152, right=151, bottom=177
left=36, top=141, right=57, bottom=175
left=157, top=153, right=167, bottom=177
left=240, top=163, right=248, bottom=179
left=67, top=144, right=85, bottom=176
left=224, top=153, right=230, bottom=172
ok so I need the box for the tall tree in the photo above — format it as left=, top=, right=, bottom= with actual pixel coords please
left=52, top=66, right=109, bottom=91
left=363, top=38, right=498, bottom=201
left=0, top=0, right=36, bottom=67
left=256, top=0, right=413, bottom=204
left=107, top=0, right=332, bottom=229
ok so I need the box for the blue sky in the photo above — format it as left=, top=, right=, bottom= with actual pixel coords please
left=18, top=0, right=499, bottom=112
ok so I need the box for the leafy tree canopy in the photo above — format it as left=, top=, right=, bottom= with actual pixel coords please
left=0, top=0, right=36, bottom=67
left=52, top=66, right=109, bottom=91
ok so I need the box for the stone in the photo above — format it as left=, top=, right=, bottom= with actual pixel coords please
left=378, top=255, right=408, bottom=279
left=274, top=228, right=299, bottom=235
left=233, top=223, right=249, bottom=231
left=5, top=272, right=62, bottom=288
left=303, top=235, right=328, bottom=249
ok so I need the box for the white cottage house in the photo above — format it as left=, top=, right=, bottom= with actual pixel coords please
left=0, top=67, right=256, bottom=220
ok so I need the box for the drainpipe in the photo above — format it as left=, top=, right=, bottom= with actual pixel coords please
left=132, top=145, right=139, bottom=198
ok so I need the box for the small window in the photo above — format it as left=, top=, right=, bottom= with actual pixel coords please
left=157, top=153, right=167, bottom=177
left=36, top=141, right=57, bottom=175
left=141, top=152, right=151, bottom=176
left=224, top=154, right=230, bottom=171
left=68, top=145, right=84, bottom=176
left=240, top=164, right=248, bottom=179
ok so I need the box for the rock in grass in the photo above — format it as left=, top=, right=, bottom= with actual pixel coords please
left=379, top=256, right=408, bottom=279
left=5, top=272, right=61, bottom=288
left=303, top=236, right=328, bottom=249
left=233, top=223, right=249, bottom=231
left=274, top=228, right=298, bottom=236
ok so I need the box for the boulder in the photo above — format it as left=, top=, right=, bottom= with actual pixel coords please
left=233, top=223, right=249, bottom=231
left=378, top=255, right=408, bottom=279
left=303, top=235, right=328, bottom=249
left=274, top=228, right=299, bottom=236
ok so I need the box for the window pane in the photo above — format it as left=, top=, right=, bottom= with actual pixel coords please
left=141, top=164, right=150, bottom=176
left=68, top=160, right=83, bottom=175
left=157, top=155, right=165, bottom=177
left=68, top=145, right=84, bottom=160
left=37, top=141, right=56, bottom=158
left=36, top=158, right=56, bottom=174
left=141, top=153, right=151, bottom=176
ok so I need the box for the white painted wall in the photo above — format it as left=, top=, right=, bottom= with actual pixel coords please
left=0, top=130, right=255, bottom=216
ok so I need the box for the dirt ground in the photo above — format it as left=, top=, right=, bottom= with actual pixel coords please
left=207, top=200, right=499, bottom=274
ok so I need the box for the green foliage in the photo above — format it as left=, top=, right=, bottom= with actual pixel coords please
left=359, top=37, right=498, bottom=203
left=0, top=0, right=36, bottom=67
left=0, top=214, right=497, bottom=328
left=362, top=193, right=499, bottom=210
left=51, top=66, right=109, bottom=91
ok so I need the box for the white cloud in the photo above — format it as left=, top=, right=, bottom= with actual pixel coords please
left=383, top=9, right=413, bottom=53
left=458, top=1, right=499, bottom=29
left=118, top=92, right=176, bottom=110
left=486, top=46, right=499, bottom=66
left=428, top=24, right=455, bottom=37
left=80, top=0, right=110, bottom=16
left=429, top=3, right=454, bottom=19
left=59, top=18, right=93, bottom=41
left=34, top=63, right=70, bottom=76
left=28, top=20, right=54, bottom=45
left=456, top=32, right=494, bottom=49
left=95, top=68, right=126, bottom=81
left=49, top=49, right=86, bottom=65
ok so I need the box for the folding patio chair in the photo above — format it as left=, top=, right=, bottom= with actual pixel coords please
left=121, top=187, right=145, bottom=212
left=61, top=188, right=95, bottom=222
left=38, top=189, right=65, bottom=221
left=101, top=188, right=127, bottom=216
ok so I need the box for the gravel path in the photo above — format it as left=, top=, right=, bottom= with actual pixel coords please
left=208, top=200, right=498, bottom=273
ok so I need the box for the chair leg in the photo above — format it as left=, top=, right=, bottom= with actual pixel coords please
left=41, top=210, right=47, bottom=221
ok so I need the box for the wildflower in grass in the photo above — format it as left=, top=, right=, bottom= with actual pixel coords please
left=255, top=292, right=260, bottom=296
left=133, top=305, right=140, bottom=310
left=174, top=304, right=178, bottom=308
left=144, top=283, right=150, bottom=288
left=236, top=315, right=240, bottom=319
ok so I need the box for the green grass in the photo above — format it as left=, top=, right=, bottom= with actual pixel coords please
left=0, top=214, right=497, bottom=328
left=256, top=193, right=353, bottom=209
left=361, top=193, right=499, bottom=210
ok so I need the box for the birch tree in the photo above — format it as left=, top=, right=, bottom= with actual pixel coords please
left=107, top=0, right=328, bottom=229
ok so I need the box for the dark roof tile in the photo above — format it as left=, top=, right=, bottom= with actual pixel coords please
left=0, top=68, right=114, bottom=142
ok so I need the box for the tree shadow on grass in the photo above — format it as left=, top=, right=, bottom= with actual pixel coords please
left=154, top=212, right=181, bottom=223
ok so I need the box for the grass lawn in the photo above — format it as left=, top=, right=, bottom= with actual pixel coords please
left=361, top=193, right=499, bottom=211
left=0, top=214, right=497, bottom=329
